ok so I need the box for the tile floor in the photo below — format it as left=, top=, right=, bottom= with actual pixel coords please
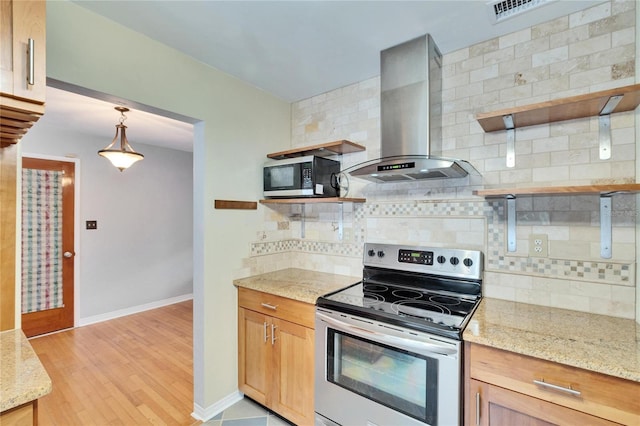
left=204, top=398, right=294, bottom=426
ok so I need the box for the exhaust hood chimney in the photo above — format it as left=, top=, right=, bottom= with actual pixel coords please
left=348, top=34, right=477, bottom=182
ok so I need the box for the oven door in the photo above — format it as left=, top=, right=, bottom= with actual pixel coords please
left=315, top=308, right=461, bottom=426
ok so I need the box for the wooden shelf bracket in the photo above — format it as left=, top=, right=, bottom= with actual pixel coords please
left=476, top=185, right=640, bottom=258
left=296, top=203, right=350, bottom=240
left=261, top=199, right=361, bottom=241
left=598, top=94, right=622, bottom=160
left=498, top=191, right=625, bottom=258
left=503, top=115, right=515, bottom=168
left=301, top=204, right=306, bottom=239
left=600, top=195, right=612, bottom=259
left=298, top=203, right=347, bottom=241
left=338, top=203, right=344, bottom=240
left=506, top=195, right=517, bottom=252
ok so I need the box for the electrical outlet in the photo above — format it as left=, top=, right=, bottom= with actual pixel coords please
left=529, top=233, right=548, bottom=257
left=86, top=220, right=97, bottom=230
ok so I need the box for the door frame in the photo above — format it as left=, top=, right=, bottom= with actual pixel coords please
left=20, top=153, right=81, bottom=331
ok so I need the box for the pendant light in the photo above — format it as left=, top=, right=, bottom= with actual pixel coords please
left=98, top=106, right=144, bottom=171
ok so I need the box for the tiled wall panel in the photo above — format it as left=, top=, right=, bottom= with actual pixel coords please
left=241, top=0, right=637, bottom=319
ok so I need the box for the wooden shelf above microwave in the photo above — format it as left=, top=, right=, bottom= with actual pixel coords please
left=266, top=140, right=366, bottom=160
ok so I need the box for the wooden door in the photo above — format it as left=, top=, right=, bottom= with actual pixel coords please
left=271, top=317, right=315, bottom=426
left=469, top=379, right=617, bottom=426
left=238, top=307, right=270, bottom=405
left=21, top=157, right=75, bottom=337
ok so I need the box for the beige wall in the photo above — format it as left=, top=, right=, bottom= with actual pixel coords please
left=46, top=0, right=291, bottom=416
left=244, top=0, right=638, bottom=320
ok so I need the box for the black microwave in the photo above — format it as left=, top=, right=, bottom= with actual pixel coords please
left=263, top=155, right=340, bottom=198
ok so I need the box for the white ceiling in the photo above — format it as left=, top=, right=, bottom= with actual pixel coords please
left=41, top=86, right=195, bottom=152
left=49, top=0, right=606, bottom=151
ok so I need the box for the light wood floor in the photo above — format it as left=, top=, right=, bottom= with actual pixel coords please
left=29, top=300, right=199, bottom=426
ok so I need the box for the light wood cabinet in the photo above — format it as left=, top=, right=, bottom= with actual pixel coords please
left=0, top=143, right=18, bottom=331
left=469, top=379, right=616, bottom=426
left=0, top=0, right=46, bottom=146
left=0, top=0, right=46, bottom=331
left=466, top=343, right=640, bottom=426
left=238, top=287, right=315, bottom=425
left=0, top=0, right=46, bottom=103
left=0, top=400, right=38, bottom=426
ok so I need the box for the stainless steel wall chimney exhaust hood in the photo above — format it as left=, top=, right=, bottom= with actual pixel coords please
left=348, top=34, right=478, bottom=183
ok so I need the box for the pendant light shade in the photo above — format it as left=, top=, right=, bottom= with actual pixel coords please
left=98, top=106, right=144, bottom=171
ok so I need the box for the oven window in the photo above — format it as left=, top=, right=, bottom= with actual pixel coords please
left=269, top=165, right=295, bottom=188
left=326, top=329, right=438, bottom=424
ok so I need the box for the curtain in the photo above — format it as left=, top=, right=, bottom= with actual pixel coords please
left=21, top=168, right=63, bottom=313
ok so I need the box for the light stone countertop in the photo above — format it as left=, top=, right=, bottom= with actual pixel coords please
left=1, top=329, right=52, bottom=412
left=464, top=298, right=640, bottom=383
left=233, top=268, right=361, bottom=304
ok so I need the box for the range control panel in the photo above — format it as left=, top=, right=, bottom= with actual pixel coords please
left=398, top=249, right=434, bottom=265
left=364, top=243, right=483, bottom=280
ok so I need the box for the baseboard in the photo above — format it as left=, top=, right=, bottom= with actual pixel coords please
left=77, top=294, right=193, bottom=327
left=191, top=391, right=244, bottom=421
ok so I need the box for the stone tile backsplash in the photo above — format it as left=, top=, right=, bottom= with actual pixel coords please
left=240, top=0, right=637, bottom=319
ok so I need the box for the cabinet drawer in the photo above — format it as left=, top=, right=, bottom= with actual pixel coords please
left=469, top=343, right=640, bottom=425
left=238, top=287, right=315, bottom=328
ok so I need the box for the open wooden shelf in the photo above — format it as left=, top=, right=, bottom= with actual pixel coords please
left=476, top=84, right=640, bottom=132
left=0, top=104, right=44, bottom=146
left=473, top=183, right=640, bottom=198
left=267, top=140, right=366, bottom=159
left=475, top=183, right=640, bottom=259
left=260, top=197, right=366, bottom=204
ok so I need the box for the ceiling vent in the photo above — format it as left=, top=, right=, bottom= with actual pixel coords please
left=487, top=0, right=555, bottom=24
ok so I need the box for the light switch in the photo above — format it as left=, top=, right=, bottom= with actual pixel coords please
left=86, top=220, right=97, bottom=230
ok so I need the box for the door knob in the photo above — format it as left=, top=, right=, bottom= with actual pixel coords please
left=63, top=251, right=74, bottom=258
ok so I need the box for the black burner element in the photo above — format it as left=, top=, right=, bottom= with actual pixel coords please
left=316, top=243, right=483, bottom=340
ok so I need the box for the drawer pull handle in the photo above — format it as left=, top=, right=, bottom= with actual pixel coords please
left=261, top=303, right=277, bottom=310
left=533, top=379, right=581, bottom=396
left=475, top=392, right=480, bottom=426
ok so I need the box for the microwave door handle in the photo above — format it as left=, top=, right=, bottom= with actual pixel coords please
left=317, top=312, right=457, bottom=356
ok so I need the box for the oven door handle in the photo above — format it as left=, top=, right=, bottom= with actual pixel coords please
left=317, top=312, right=458, bottom=356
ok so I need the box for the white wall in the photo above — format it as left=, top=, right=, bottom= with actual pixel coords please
left=20, top=119, right=193, bottom=321
left=46, top=0, right=291, bottom=417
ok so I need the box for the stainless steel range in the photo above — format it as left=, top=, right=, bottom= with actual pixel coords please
left=315, top=243, right=483, bottom=426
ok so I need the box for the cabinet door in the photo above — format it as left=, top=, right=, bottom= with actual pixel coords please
left=238, top=308, right=270, bottom=405
left=469, top=379, right=617, bottom=426
left=271, top=317, right=315, bottom=426
left=0, top=401, right=36, bottom=426
left=0, top=0, right=46, bottom=103
left=0, top=144, right=18, bottom=330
